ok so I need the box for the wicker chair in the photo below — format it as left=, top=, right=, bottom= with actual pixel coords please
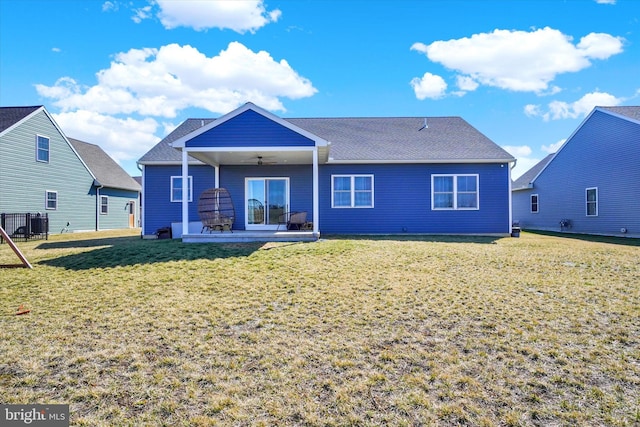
left=198, top=188, right=235, bottom=233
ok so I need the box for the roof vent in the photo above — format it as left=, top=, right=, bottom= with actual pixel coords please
left=419, top=118, right=428, bottom=131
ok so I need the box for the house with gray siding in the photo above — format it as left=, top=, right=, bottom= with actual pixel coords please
left=0, top=106, right=140, bottom=234
left=512, top=106, right=640, bottom=238
left=69, top=138, right=141, bottom=230
left=138, top=102, right=515, bottom=241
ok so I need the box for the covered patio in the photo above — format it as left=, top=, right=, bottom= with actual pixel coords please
left=170, top=103, right=328, bottom=243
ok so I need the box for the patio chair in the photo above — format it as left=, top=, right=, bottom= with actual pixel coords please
left=198, top=188, right=235, bottom=233
left=277, top=211, right=308, bottom=230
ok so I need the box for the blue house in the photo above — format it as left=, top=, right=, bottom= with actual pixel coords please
left=0, top=106, right=140, bottom=234
left=138, top=103, right=515, bottom=241
left=512, top=106, right=640, bottom=238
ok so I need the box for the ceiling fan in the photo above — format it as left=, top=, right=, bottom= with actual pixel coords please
left=243, top=155, right=277, bottom=166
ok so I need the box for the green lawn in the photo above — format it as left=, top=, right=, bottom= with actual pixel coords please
left=1, top=230, right=638, bottom=426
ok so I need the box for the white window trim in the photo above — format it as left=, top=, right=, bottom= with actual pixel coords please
left=586, top=187, right=598, bottom=217
left=331, top=174, right=374, bottom=208
left=100, top=195, right=109, bottom=215
left=36, top=134, right=50, bottom=163
left=531, top=194, right=539, bottom=214
left=171, top=176, right=193, bottom=202
left=431, top=174, right=479, bottom=210
left=45, top=190, right=58, bottom=210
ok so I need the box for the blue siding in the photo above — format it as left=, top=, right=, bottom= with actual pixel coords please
left=143, top=165, right=216, bottom=235
left=320, top=163, right=511, bottom=234
left=221, top=165, right=313, bottom=229
left=187, top=110, right=315, bottom=148
left=144, top=162, right=511, bottom=236
left=513, top=110, right=640, bottom=237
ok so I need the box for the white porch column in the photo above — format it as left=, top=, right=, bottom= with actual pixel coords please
left=181, top=149, right=189, bottom=237
left=312, top=147, right=320, bottom=236
left=215, top=165, right=220, bottom=188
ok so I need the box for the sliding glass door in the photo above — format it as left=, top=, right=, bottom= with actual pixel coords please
left=245, top=178, right=289, bottom=230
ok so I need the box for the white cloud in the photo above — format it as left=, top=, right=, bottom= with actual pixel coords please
left=132, top=5, right=153, bottom=24
left=502, top=145, right=532, bottom=158
left=409, top=72, right=447, bottom=100
left=36, top=42, right=316, bottom=174
left=411, top=27, right=624, bottom=95
left=155, top=0, right=281, bottom=33
left=510, top=156, right=541, bottom=181
left=52, top=47, right=61, bottom=53
left=456, top=75, right=479, bottom=92
left=542, top=139, right=565, bottom=154
left=524, top=104, right=541, bottom=117
left=36, top=42, right=317, bottom=118
left=595, top=0, right=616, bottom=4
left=53, top=110, right=160, bottom=164
left=501, top=144, right=539, bottom=180
left=102, top=1, right=117, bottom=12
left=526, top=91, right=623, bottom=121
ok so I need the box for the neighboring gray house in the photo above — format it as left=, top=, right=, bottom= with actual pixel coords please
left=512, top=106, right=640, bottom=238
left=0, top=105, right=140, bottom=233
left=69, top=138, right=141, bottom=230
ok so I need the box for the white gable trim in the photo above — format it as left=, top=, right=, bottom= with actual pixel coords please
left=171, top=102, right=329, bottom=149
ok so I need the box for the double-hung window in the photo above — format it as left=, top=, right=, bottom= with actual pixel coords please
left=332, top=175, right=374, bottom=208
left=432, top=174, right=479, bottom=210
left=531, top=194, right=539, bottom=213
left=171, top=176, right=192, bottom=202
left=586, top=187, right=598, bottom=216
left=45, top=190, right=57, bottom=210
left=100, top=196, right=109, bottom=214
left=36, top=135, right=50, bottom=163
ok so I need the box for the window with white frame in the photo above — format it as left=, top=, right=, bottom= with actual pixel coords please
left=531, top=194, right=539, bottom=213
left=331, top=175, right=374, bottom=208
left=171, top=176, right=192, bottom=202
left=36, top=135, right=50, bottom=163
left=431, top=174, right=479, bottom=210
left=586, top=187, right=598, bottom=216
left=100, top=196, right=109, bottom=214
left=45, top=190, right=57, bottom=210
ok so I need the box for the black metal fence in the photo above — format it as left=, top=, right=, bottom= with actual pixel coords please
left=0, top=213, right=49, bottom=243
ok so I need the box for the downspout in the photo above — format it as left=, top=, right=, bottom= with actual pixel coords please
left=94, top=179, right=103, bottom=231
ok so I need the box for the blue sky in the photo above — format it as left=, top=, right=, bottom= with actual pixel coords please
left=1, top=0, right=638, bottom=178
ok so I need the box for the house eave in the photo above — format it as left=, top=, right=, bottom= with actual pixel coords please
left=326, top=158, right=515, bottom=164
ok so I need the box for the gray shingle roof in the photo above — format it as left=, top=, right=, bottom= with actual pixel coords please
left=139, top=114, right=514, bottom=164
left=287, top=116, right=514, bottom=162
left=0, top=106, right=42, bottom=134
left=69, top=138, right=141, bottom=192
left=512, top=153, right=554, bottom=190
left=599, top=106, right=640, bottom=122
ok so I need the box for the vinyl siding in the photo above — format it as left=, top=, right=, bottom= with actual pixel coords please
left=220, top=165, right=313, bottom=228
left=143, top=162, right=511, bottom=236
left=512, top=110, right=640, bottom=237
left=319, top=163, right=511, bottom=234
left=187, top=109, right=315, bottom=148
left=142, top=165, right=216, bottom=235
left=0, top=109, right=96, bottom=233
left=96, top=188, right=139, bottom=230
